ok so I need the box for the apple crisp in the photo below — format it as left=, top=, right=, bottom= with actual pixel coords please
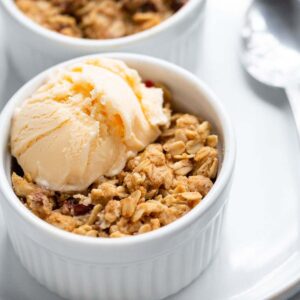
left=11, top=84, right=219, bottom=238
left=15, top=0, right=188, bottom=39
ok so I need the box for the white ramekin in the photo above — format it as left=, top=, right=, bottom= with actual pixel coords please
left=0, top=0, right=205, bottom=81
left=0, top=54, right=235, bottom=300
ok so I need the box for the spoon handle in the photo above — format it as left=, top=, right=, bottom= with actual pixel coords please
left=285, top=84, right=300, bottom=134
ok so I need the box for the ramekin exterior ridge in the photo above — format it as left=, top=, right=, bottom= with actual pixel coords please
left=5, top=200, right=227, bottom=300
left=0, top=53, right=235, bottom=300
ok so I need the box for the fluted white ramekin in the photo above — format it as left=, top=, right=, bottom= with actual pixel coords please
left=0, top=54, right=235, bottom=300
left=0, top=0, right=205, bottom=80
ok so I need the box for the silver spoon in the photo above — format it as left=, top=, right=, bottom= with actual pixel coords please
left=242, top=0, right=300, bottom=132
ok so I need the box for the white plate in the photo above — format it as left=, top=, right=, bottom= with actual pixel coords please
left=1, top=1, right=300, bottom=299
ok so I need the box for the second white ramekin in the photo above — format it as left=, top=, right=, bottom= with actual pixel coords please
left=0, top=53, right=235, bottom=300
left=0, top=0, right=205, bottom=80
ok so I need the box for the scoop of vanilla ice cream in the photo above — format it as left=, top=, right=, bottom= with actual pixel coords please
left=11, top=58, right=168, bottom=192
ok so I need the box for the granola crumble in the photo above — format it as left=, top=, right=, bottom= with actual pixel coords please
left=15, top=0, right=188, bottom=39
left=12, top=84, right=219, bottom=238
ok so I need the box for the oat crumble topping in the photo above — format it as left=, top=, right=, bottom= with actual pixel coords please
left=12, top=84, right=220, bottom=238
left=15, top=0, right=188, bottom=39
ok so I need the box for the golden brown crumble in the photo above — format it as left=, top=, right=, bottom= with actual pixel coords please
left=12, top=84, right=219, bottom=238
left=15, top=0, right=188, bottom=39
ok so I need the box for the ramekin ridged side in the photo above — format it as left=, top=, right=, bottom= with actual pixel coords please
left=0, top=54, right=235, bottom=300
left=0, top=0, right=205, bottom=81
left=3, top=193, right=228, bottom=300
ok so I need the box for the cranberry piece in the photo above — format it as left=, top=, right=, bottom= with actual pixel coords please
left=61, top=199, right=93, bottom=216
left=171, top=0, right=187, bottom=12
left=144, top=80, right=155, bottom=87
left=140, top=2, right=157, bottom=12
left=73, top=204, right=93, bottom=216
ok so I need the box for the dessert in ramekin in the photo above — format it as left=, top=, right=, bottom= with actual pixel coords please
left=0, top=0, right=205, bottom=80
left=10, top=56, right=220, bottom=238
left=0, top=54, right=235, bottom=300
left=14, top=0, right=189, bottom=39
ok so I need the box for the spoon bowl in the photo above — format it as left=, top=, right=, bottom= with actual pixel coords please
left=242, top=0, right=300, bottom=87
left=242, top=0, right=300, bottom=137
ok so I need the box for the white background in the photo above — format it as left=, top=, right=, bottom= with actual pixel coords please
left=1, top=0, right=300, bottom=299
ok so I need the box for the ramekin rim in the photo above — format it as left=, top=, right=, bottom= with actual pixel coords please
left=0, top=53, right=236, bottom=247
left=0, top=0, right=204, bottom=48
